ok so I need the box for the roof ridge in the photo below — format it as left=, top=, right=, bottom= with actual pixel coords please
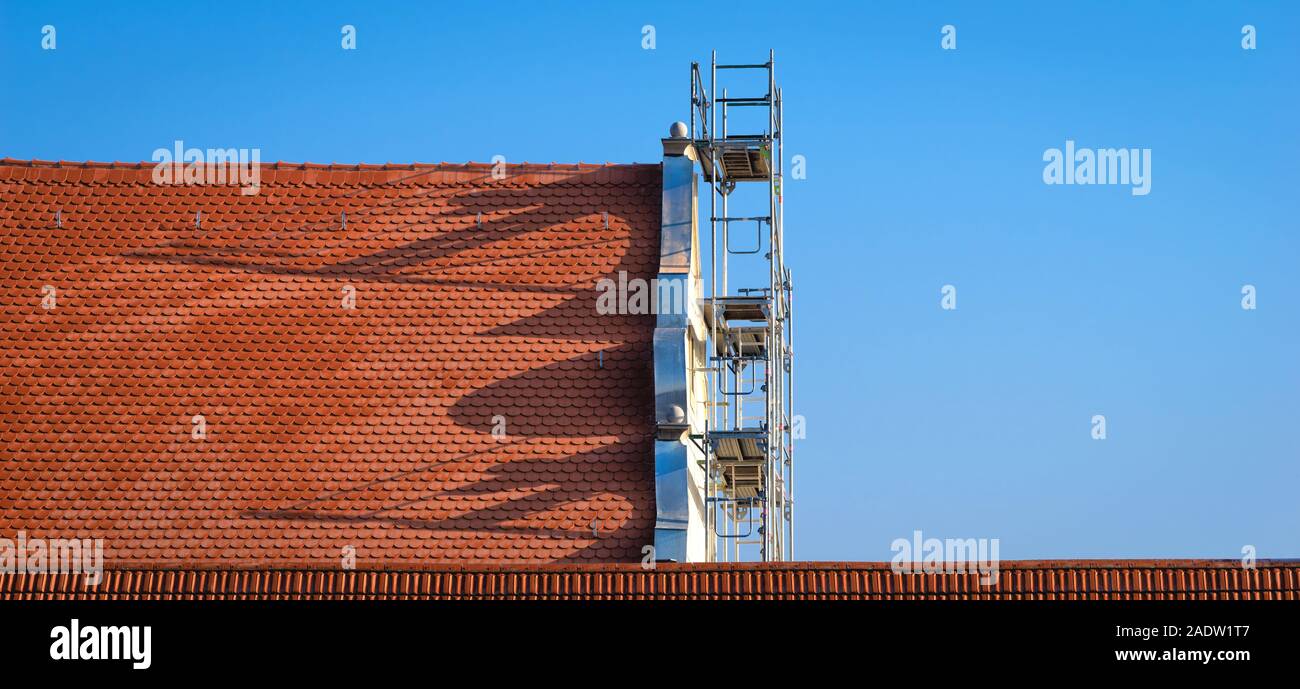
left=0, top=157, right=655, bottom=171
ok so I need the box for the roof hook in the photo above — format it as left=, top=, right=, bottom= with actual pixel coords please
left=55, top=209, right=62, bottom=229
left=195, top=210, right=201, bottom=229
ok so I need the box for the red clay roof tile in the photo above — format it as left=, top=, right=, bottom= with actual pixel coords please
left=0, top=159, right=661, bottom=567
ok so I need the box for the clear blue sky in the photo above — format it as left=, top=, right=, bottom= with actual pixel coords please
left=2, top=1, right=1296, bottom=561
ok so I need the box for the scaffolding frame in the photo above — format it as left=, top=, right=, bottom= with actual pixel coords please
left=691, top=50, right=794, bottom=562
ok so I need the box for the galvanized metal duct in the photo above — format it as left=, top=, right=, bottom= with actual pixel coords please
left=651, top=127, right=706, bottom=562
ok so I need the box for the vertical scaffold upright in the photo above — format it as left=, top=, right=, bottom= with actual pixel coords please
left=690, top=50, right=794, bottom=562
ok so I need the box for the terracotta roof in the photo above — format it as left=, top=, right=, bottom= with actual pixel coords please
left=3, top=561, right=1296, bottom=600
left=0, top=158, right=661, bottom=566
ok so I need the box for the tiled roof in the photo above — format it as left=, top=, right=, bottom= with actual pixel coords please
left=3, top=561, right=1296, bottom=600
left=0, top=158, right=661, bottom=566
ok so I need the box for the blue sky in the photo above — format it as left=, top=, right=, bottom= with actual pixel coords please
left=2, top=1, right=1297, bottom=560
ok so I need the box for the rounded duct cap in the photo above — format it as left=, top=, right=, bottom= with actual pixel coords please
left=668, top=121, right=689, bottom=138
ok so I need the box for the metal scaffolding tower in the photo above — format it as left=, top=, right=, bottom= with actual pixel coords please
left=690, top=50, right=794, bottom=562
